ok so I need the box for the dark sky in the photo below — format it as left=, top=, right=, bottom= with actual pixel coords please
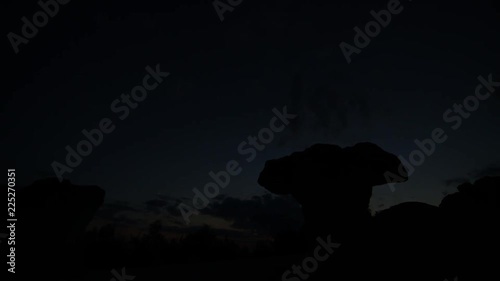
left=4, top=0, right=500, bottom=234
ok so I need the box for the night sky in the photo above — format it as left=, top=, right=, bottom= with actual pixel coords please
left=4, top=0, right=500, bottom=236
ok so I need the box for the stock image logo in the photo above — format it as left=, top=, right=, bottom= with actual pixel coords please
left=7, top=0, right=71, bottom=54
left=4, top=0, right=500, bottom=280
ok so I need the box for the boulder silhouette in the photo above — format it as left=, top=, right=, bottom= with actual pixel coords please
left=16, top=178, right=105, bottom=280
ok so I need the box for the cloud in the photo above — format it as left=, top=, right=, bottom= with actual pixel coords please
left=444, top=162, right=500, bottom=188
left=144, top=199, right=168, bottom=214
left=444, top=177, right=470, bottom=187
left=94, top=201, right=141, bottom=226
left=200, top=194, right=303, bottom=235
left=285, top=70, right=371, bottom=144
left=469, top=162, right=500, bottom=179
left=93, top=193, right=304, bottom=239
left=100, top=201, right=139, bottom=213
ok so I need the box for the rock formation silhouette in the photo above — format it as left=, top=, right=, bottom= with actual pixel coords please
left=440, top=176, right=500, bottom=281
left=17, top=178, right=105, bottom=281
left=258, top=142, right=499, bottom=281
left=258, top=142, right=408, bottom=243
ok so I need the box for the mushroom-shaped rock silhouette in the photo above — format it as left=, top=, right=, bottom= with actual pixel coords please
left=257, top=142, right=407, bottom=242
